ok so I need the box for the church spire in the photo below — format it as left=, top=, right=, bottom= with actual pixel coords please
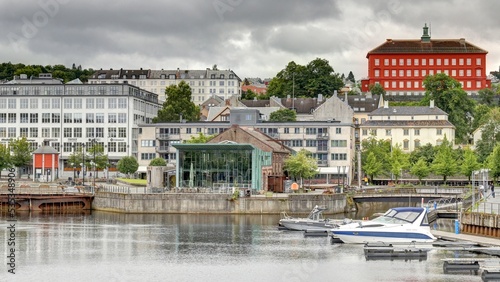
left=421, top=23, right=431, bottom=43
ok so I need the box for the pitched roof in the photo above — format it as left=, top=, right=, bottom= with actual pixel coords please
left=369, top=106, right=448, bottom=116
left=368, top=39, right=487, bottom=56
left=361, top=120, right=455, bottom=128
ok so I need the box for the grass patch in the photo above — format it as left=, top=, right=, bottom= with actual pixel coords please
left=116, top=178, right=147, bottom=186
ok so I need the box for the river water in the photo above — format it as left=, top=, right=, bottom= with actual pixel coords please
left=0, top=211, right=494, bottom=282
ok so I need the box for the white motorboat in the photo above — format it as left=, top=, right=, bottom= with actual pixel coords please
left=330, top=207, right=437, bottom=244
left=279, top=205, right=353, bottom=231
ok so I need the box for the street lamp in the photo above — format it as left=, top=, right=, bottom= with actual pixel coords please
left=70, top=162, right=75, bottom=184
left=89, top=138, right=97, bottom=188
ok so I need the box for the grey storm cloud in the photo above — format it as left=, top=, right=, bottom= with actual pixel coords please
left=0, top=0, right=499, bottom=79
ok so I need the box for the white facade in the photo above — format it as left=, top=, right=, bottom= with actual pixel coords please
left=89, top=68, right=242, bottom=104
left=137, top=120, right=355, bottom=184
left=360, top=101, right=456, bottom=151
left=0, top=79, right=161, bottom=177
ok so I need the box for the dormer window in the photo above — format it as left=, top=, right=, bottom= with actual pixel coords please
left=160, top=74, right=166, bottom=79
left=211, top=74, right=215, bottom=79
left=229, top=74, right=234, bottom=79
left=220, top=74, right=224, bottom=79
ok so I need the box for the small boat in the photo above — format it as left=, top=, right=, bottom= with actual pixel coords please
left=279, top=205, right=353, bottom=231
left=330, top=207, right=436, bottom=244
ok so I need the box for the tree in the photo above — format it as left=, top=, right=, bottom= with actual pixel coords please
left=117, top=156, right=139, bottom=178
left=421, top=73, right=476, bottom=143
left=409, top=143, right=436, bottom=165
left=153, top=81, right=200, bottom=123
left=486, top=144, right=500, bottom=182
left=369, top=83, right=386, bottom=96
left=266, top=58, right=343, bottom=98
left=347, top=71, right=355, bottom=83
left=472, top=104, right=491, bottom=132
left=410, top=157, right=430, bottom=185
left=269, top=108, right=296, bottom=122
left=431, top=137, right=459, bottom=184
left=9, top=137, right=33, bottom=178
left=149, top=158, right=167, bottom=166
left=460, top=147, right=481, bottom=182
left=0, top=144, right=12, bottom=178
left=478, top=88, right=495, bottom=106
left=388, top=144, right=409, bottom=183
left=474, top=107, right=500, bottom=163
left=283, top=149, right=318, bottom=189
left=241, top=89, right=257, bottom=100
left=363, top=151, right=383, bottom=183
left=86, top=143, right=108, bottom=177
left=185, top=132, right=215, bottom=143
left=361, top=135, right=391, bottom=178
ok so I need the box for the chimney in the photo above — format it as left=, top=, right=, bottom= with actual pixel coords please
left=430, top=100, right=435, bottom=108
left=384, top=101, right=389, bottom=108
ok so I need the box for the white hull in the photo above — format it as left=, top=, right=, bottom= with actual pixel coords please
left=331, top=207, right=437, bottom=244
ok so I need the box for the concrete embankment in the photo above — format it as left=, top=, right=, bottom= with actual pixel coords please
left=92, top=192, right=347, bottom=214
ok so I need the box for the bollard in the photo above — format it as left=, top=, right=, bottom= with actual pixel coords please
left=455, top=219, right=460, bottom=234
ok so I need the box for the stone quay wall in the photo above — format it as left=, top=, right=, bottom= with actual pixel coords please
left=92, top=192, right=347, bottom=214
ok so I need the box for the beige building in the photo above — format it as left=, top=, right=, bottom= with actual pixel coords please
left=360, top=101, right=455, bottom=151
left=89, top=68, right=241, bottom=104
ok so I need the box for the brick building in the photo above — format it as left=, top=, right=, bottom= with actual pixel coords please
left=361, top=24, right=490, bottom=96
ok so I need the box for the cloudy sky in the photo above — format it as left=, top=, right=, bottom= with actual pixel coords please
left=1, top=0, right=499, bottom=80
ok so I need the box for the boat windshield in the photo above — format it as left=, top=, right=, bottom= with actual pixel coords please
left=372, top=209, right=421, bottom=224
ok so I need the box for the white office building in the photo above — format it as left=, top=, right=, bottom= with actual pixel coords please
left=0, top=74, right=161, bottom=179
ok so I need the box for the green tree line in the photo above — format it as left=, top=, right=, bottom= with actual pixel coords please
left=0, top=62, right=94, bottom=83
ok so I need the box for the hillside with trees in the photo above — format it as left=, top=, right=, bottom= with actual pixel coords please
left=0, top=62, right=95, bottom=83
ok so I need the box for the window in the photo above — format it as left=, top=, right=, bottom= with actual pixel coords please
left=331, top=140, right=347, bottom=147
left=86, top=98, right=94, bottom=109
left=51, top=98, right=60, bottom=109
left=108, top=127, right=117, bottom=138
left=294, top=128, right=300, bottom=134
left=414, top=58, right=419, bottom=66
left=52, top=113, right=60, bottom=123
left=451, top=58, right=456, bottom=65
left=391, top=70, right=396, bottom=77
left=8, top=99, right=16, bottom=109
left=20, top=113, right=29, bottom=123
left=476, top=81, right=482, bottom=88
left=437, top=58, right=441, bottom=65
left=51, top=128, right=60, bottom=138
left=331, top=153, right=347, bottom=160
left=141, top=140, right=156, bottom=147
left=459, top=58, right=464, bottom=65
left=74, top=113, right=82, bottom=123
left=86, top=113, right=94, bottom=123
left=96, top=113, right=104, bottom=123
left=444, top=58, right=449, bottom=65
left=422, top=58, right=426, bottom=66
left=384, top=81, right=389, bottom=88
left=437, top=129, right=442, bottom=135
left=74, top=98, right=82, bottom=109
left=42, top=98, right=50, bottom=109
left=86, top=127, right=94, bottom=138
left=30, top=98, right=38, bottom=109
left=20, top=128, right=28, bottom=137
left=362, top=129, right=368, bottom=136
left=64, top=113, right=72, bottom=123
left=306, top=140, right=317, bottom=147
left=414, top=70, right=419, bottom=76
left=384, top=59, right=389, bottom=66
left=403, top=140, right=409, bottom=150
left=414, top=140, right=421, bottom=148
left=476, top=69, right=481, bottom=76
left=284, top=128, right=289, bottom=134
left=118, top=128, right=127, bottom=138
left=141, top=153, right=156, bottom=160
left=64, top=128, right=72, bottom=138
left=108, top=113, right=117, bottom=123
left=466, top=69, right=471, bottom=77
left=74, top=128, right=82, bottom=138
left=399, top=59, right=404, bottom=66
left=476, top=58, right=482, bottom=65
left=384, top=70, right=389, bottom=77
left=335, top=128, right=341, bottom=134
left=414, top=81, right=419, bottom=88
left=96, top=127, right=104, bottom=138
left=64, top=98, right=72, bottom=109
left=466, top=58, right=471, bottom=65
left=452, top=70, right=457, bottom=76
left=118, top=142, right=127, bottom=152
left=459, top=69, right=464, bottom=76
left=118, top=98, right=127, bottom=108
left=399, top=70, right=404, bottom=77
left=407, top=58, right=411, bottom=66
left=109, top=98, right=117, bottom=109
left=429, top=58, right=434, bottom=65
left=96, top=98, right=105, bottom=109
left=305, top=128, right=317, bottom=135
left=414, top=129, right=420, bottom=136
left=386, top=129, right=391, bottom=136
left=118, top=113, right=127, bottom=123
left=374, top=59, right=380, bottom=66
left=403, top=129, right=409, bottom=135
left=20, top=99, right=28, bottom=109
left=374, top=70, right=380, bottom=77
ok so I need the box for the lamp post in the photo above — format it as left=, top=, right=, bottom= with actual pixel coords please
left=82, top=142, right=86, bottom=187
left=89, top=138, right=97, bottom=187
left=70, top=162, right=75, bottom=184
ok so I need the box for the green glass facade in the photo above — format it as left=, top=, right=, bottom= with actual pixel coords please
left=172, top=143, right=271, bottom=191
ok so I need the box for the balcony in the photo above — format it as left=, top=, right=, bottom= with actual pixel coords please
left=156, top=146, right=170, bottom=153
left=316, top=133, right=329, bottom=139
left=156, top=133, right=170, bottom=140
left=317, top=160, right=329, bottom=167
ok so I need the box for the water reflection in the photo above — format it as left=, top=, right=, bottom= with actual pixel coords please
left=0, top=211, right=491, bottom=282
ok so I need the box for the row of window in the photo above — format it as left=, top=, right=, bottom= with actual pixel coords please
left=374, top=68, right=482, bottom=78
left=62, top=142, right=128, bottom=153
left=0, top=97, right=128, bottom=110
left=0, top=127, right=127, bottom=138
left=100, top=73, right=236, bottom=80
left=0, top=113, right=127, bottom=124
left=374, top=57, right=482, bottom=67
left=362, top=128, right=443, bottom=136
left=375, top=80, right=482, bottom=89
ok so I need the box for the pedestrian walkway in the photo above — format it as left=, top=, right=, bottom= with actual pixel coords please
left=474, top=189, right=500, bottom=214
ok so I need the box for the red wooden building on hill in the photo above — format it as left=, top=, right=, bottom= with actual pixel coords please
left=361, top=24, right=490, bottom=95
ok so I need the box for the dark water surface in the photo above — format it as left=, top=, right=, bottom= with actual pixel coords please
left=0, top=211, right=493, bottom=282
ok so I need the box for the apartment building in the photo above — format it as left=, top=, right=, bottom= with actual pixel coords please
left=0, top=74, right=161, bottom=178
left=361, top=24, right=490, bottom=95
left=360, top=101, right=455, bottom=152
left=89, top=68, right=242, bottom=104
